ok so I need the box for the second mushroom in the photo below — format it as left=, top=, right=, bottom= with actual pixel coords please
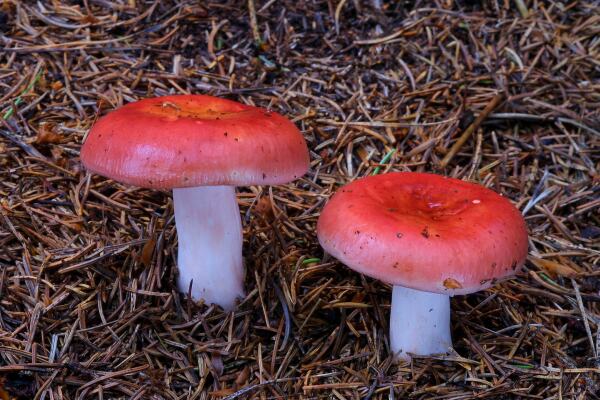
left=317, top=172, right=528, bottom=360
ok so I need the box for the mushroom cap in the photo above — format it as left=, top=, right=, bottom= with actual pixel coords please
left=317, top=172, right=528, bottom=295
left=81, top=95, right=309, bottom=188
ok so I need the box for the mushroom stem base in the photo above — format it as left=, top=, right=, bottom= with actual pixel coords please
left=173, top=186, right=244, bottom=310
left=390, top=285, right=451, bottom=360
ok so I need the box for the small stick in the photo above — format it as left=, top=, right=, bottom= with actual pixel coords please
left=514, top=0, right=529, bottom=18
left=335, top=0, right=348, bottom=35
left=272, top=281, right=291, bottom=351
left=0, top=125, right=46, bottom=159
left=248, top=0, right=261, bottom=45
left=440, top=93, right=503, bottom=168
left=571, top=278, right=597, bottom=359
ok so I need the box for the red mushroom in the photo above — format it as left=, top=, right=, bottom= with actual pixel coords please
left=81, top=95, right=309, bottom=310
left=317, top=172, right=528, bottom=359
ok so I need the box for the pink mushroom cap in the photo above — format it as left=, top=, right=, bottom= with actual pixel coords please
left=317, top=172, right=528, bottom=295
left=81, top=95, right=309, bottom=189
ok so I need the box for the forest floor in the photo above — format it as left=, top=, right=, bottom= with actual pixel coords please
left=0, top=1, right=599, bottom=399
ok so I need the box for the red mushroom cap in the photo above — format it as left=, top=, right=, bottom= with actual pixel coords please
left=317, top=172, right=528, bottom=295
left=81, top=95, right=309, bottom=188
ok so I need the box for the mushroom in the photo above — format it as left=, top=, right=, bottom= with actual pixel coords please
left=81, top=95, right=309, bottom=310
left=317, top=172, right=528, bottom=360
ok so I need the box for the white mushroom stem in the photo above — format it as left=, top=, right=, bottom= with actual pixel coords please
left=173, top=185, right=244, bottom=310
left=389, top=285, right=452, bottom=360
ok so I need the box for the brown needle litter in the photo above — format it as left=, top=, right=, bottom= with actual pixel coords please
left=0, top=1, right=599, bottom=399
